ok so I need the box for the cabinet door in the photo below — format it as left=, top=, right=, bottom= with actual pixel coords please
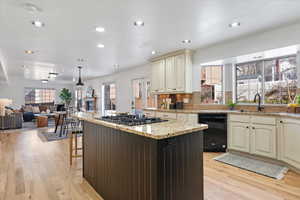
left=151, top=61, right=159, bottom=92
left=228, top=122, right=250, bottom=153
left=151, top=60, right=165, bottom=92
left=165, top=56, right=176, bottom=92
left=177, top=113, right=188, bottom=121
left=251, top=124, right=276, bottom=159
left=280, top=119, right=300, bottom=169
left=174, top=54, right=185, bottom=92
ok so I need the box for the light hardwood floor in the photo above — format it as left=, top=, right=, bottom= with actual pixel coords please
left=1, top=128, right=300, bottom=200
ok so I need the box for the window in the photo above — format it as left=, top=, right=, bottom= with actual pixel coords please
left=236, top=55, right=297, bottom=104
left=102, top=83, right=116, bottom=115
left=25, top=88, right=56, bottom=104
left=264, top=56, right=297, bottom=104
left=236, top=61, right=263, bottom=103
left=132, top=79, right=143, bottom=112
left=146, top=80, right=157, bottom=108
left=131, top=79, right=157, bottom=113
left=200, top=65, right=223, bottom=104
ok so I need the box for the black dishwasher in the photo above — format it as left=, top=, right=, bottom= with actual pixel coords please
left=198, top=113, right=227, bottom=152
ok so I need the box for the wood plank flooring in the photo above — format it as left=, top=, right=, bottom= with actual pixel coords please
left=0, top=128, right=300, bottom=200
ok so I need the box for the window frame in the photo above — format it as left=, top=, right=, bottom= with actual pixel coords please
left=234, top=54, right=297, bottom=105
left=24, top=87, right=56, bottom=105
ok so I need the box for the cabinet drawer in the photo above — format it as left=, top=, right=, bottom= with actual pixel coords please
left=144, top=111, right=156, bottom=117
left=177, top=113, right=188, bottom=121
left=251, top=115, right=276, bottom=125
left=229, top=114, right=250, bottom=123
left=176, top=113, right=198, bottom=123
left=156, top=112, right=177, bottom=119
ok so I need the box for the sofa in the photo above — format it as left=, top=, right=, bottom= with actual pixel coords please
left=0, top=113, right=23, bottom=130
left=21, top=103, right=57, bottom=122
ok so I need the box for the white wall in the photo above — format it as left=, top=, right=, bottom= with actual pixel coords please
left=84, top=64, right=151, bottom=113
left=0, top=76, right=73, bottom=108
left=193, top=22, right=300, bottom=65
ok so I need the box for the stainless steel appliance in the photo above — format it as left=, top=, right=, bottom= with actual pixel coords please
left=98, top=114, right=167, bottom=126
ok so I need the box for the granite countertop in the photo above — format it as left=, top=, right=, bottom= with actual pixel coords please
left=143, top=108, right=300, bottom=119
left=72, top=112, right=208, bottom=140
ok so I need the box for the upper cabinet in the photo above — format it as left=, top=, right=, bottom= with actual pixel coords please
left=150, top=49, right=193, bottom=93
left=151, top=59, right=165, bottom=93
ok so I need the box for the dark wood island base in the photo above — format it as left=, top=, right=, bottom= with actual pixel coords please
left=83, top=121, right=204, bottom=200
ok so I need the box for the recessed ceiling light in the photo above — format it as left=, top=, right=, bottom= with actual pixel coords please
left=32, top=20, right=45, bottom=27
left=96, top=27, right=105, bottom=32
left=151, top=50, right=156, bottom=55
left=49, top=72, right=58, bottom=78
left=134, top=20, right=144, bottom=26
left=25, top=50, right=34, bottom=54
left=41, top=79, right=48, bottom=83
left=229, top=22, right=241, bottom=28
left=182, top=39, right=191, bottom=44
left=97, top=43, right=105, bottom=48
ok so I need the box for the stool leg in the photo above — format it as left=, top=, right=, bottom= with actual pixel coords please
left=69, top=133, right=73, bottom=166
left=75, top=134, right=78, bottom=156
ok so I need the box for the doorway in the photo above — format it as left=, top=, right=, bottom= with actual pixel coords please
left=102, top=82, right=116, bottom=115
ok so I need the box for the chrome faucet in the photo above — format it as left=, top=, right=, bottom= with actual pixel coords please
left=254, top=93, right=263, bottom=112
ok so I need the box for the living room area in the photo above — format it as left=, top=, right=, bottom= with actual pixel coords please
left=0, top=75, right=74, bottom=136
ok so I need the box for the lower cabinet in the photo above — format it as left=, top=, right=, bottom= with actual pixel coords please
left=251, top=124, right=277, bottom=159
left=228, top=121, right=276, bottom=159
left=279, top=118, right=300, bottom=169
left=156, top=111, right=177, bottom=119
left=177, top=113, right=198, bottom=123
left=228, top=122, right=250, bottom=153
left=144, top=110, right=156, bottom=117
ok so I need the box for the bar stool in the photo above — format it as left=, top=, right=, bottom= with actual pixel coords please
left=69, top=119, right=83, bottom=166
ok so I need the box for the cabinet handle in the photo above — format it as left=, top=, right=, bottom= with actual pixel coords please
left=252, top=127, right=255, bottom=130
left=246, top=126, right=249, bottom=129
left=280, top=120, right=283, bottom=124
left=173, top=88, right=177, bottom=90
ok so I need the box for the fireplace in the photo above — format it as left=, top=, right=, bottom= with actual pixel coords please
left=84, top=97, right=97, bottom=112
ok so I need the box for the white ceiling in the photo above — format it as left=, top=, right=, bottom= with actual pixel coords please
left=1, top=0, right=300, bottom=83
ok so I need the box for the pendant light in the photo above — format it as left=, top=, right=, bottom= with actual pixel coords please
left=76, top=66, right=84, bottom=86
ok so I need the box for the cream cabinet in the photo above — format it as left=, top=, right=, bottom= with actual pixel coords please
left=150, top=50, right=192, bottom=93
left=151, top=60, right=165, bottom=93
left=174, top=54, right=186, bottom=92
left=156, top=111, right=177, bottom=119
left=177, top=113, right=198, bottom=123
left=278, top=118, right=300, bottom=169
left=228, top=114, right=277, bottom=158
left=228, top=122, right=251, bottom=153
left=250, top=124, right=277, bottom=158
left=144, top=110, right=156, bottom=117
left=165, top=56, right=176, bottom=92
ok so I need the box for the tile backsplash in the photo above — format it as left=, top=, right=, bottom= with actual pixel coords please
left=157, top=92, right=296, bottom=113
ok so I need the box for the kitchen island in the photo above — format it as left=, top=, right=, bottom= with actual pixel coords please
left=73, top=112, right=208, bottom=200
